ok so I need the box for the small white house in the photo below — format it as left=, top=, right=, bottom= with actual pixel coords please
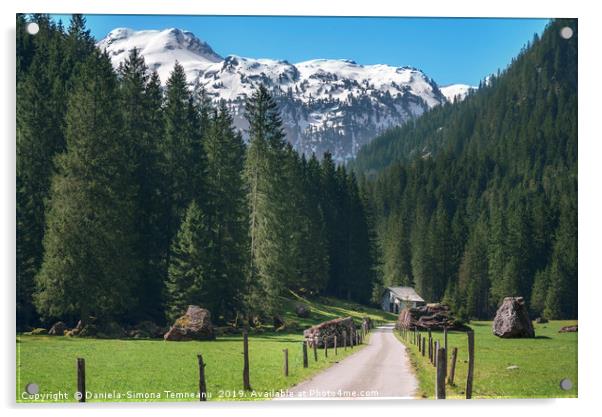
left=381, top=286, right=425, bottom=313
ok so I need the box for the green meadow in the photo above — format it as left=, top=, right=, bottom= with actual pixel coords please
left=398, top=320, right=578, bottom=399
left=17, top=295, right=395, bottom=403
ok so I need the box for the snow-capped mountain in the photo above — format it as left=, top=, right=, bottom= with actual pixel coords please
left=440, top=84, right=475, bottom=103
left=98, top=28, right=472, bottom=162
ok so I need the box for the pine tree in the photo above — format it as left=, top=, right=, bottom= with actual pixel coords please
left=166, top=201, right=209, bottom=321
left=161, top=62, right=200, bottom=251
left=411, top=204, right=434, bottom=302
left=320, top=151, right=345, bottom=297
left=16, top=16, right=70, bottom=328
left=118, top=49, right=166, bottom=321
left=35, top=51, right=138, bottom=321
left=244, top=85, right=290, bottom=315
left=458, top=217, right=490, bottom=318
left=202, top=103, right=248, bottom=319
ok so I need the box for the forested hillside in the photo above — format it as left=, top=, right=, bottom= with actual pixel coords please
left=16, top=14, right=377, bottom=329
left=356, top=19, right=577, bottom=319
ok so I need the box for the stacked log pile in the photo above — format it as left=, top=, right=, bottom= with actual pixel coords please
left=303, top=316, right=356, bottom=348
left=396, top=303, right=466, bottom=331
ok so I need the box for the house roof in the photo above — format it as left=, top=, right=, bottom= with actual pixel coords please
left=385, top=286, right=425, bottom=302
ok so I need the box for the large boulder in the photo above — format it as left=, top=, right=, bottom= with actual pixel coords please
left=396, top=303, right=466, bottom=331
left=303, top=317, right=356, bottom=348
left=164, top=305, right=215, bottom=341
left=48, top=321, right=67, bottom=336
left=492, top=297, right=535, bottom=338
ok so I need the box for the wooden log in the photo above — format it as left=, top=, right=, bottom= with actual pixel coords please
left=242, top=329, right=251, bottom=390
left=436, top=347, right=446, bottom=399
left=302, top=341, right=308, bottom=368
left=198, top=354, right=207, bottom=401
left=76, top=357, right=85, bottom=403
left=313, top=337, right=318, bottom=361
left=334, top=335, right=338, bottom=355
left=447, top=347, right=458, bottom=385
left=466, top=330, right=475, bottom=399
left=283, top=348, right=289, bottom=376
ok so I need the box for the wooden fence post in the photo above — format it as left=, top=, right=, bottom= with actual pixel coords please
left=434, top=340, right=439, bottom=367
left=466, top=330, right=475, bottom=399
left=343, top=331, right=347, bottom=350
left=302, top=341, right=308, bottom=368
left=447, top=347, right=458, bottom=385
left=198, top=354, right=207, bottom=401
left=421, top=336, right=426, bottom=356
left=283, top=349, right=289, bottom=376
left=436, top=347, right=446, bottom=399
left=444, top=327, right=448, bottom=355
left=243, top=329, right=251, bottom=390
left=313, top=337, right=318, bottom=361
left=76, top=358, right=85, bottom=403
left=444, top=327, right=448, bottom=378
left=324, top=337, right=328, bottom=358
left=429, top=337, right=433, bottom=364
left=334, top=335, right=338, bottom=355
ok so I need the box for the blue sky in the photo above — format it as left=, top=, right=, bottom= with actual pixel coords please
left=51, top=14, right=549, bottom=86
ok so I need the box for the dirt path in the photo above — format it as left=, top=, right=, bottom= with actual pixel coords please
left=284, top=323, right=418, bottom=399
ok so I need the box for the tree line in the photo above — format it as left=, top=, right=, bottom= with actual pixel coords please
left=354, top=19, right=577, bottom=320
left=16, top=14, right=377, bottom=329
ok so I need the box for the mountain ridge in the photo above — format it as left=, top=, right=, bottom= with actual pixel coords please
left=98, top=27, right=474, bottom=162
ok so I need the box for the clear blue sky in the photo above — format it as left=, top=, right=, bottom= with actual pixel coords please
left=50, top=14, right=549, bottom=86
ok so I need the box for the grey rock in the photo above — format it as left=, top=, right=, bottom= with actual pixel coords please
left=164, top=305, right=215, bottom=341
left=492, top=297, right=535, bottom=338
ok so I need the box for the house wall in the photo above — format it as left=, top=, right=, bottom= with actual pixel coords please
left=381, top=289, right=426, bottom=312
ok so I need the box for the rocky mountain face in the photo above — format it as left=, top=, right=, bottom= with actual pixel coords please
left=98, top=27, right=472, bottom=162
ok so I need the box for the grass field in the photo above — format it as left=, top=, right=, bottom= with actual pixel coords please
left=17, top=295, right=396, bottom=403
left=396, top=320, right=578, bottom=399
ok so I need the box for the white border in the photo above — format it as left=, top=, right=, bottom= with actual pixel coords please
left=2, top=1, right=600, bottom=417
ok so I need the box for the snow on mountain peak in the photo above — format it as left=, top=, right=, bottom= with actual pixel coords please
left=440, top=84, right=475, bottom=103
left=97, top=27, right=222, bottom=82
